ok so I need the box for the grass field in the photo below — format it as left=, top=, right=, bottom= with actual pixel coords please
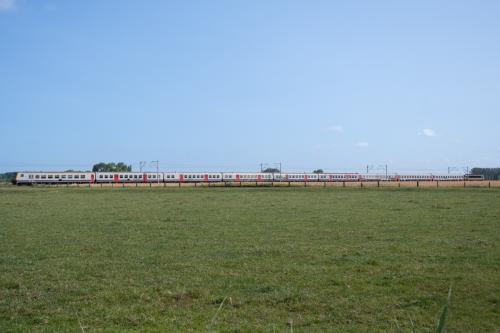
left=0, top=187, right=499, bottom=332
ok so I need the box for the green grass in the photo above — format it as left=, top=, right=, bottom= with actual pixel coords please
left=0, top=187, right=499, bottom=332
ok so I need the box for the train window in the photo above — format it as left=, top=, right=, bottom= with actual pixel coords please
left=105, top=175, right=108, bottom=179
left=81, top=175, right=85, bottom=179
left=55, top=175, right=60, bottom=178
left=41, top=175, right=46, bottom=179
left=29, top=175, right=33, bottom=179
left=48, top=175, right=53, bottom=179
left=134, top=175, right=137, bottom=179
left=68, top=175, right=72, bottom=179
left=119, top=175, right=123, bottom=179
left=35, top=175, right=40, bottom=179
left=62, top=175, right=66, bottom=179
left=20, top=174, right=24, bottom=177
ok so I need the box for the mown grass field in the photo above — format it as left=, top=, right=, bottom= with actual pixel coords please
left=0, top=187, right=499, bottom=332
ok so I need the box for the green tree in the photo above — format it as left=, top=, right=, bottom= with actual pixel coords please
left=313, top=169, right=324, bottom=174
left=92, top=162, right=132, bottom=172
left=0, top=172, right=16, bottom=183
left=471, top=168, right=500, bottom=180
left=262, top=168, right=280, bottom=173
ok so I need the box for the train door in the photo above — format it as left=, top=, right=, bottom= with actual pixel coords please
left=204, top=174, right=209, bottom=183
left=179, top=174, right=184, bottom=183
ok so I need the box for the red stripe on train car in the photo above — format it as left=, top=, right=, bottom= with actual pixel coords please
left=180, top=174, right=184, bottom=183
left=143, top=173, right=147, bottom=183
left=257, top=175, right=262, bottom=182
left=114, top=174, right=119, bottom=183
left=204, top=174, right=208, bottom=183
left=236, top=174, right=240, bottom=182
left=90, top=174, right=95, bottom=183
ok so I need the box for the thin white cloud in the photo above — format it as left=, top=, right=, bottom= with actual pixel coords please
left=419, top=128, right=436, bottom=137
left=327, top=125, right=343, bottom=133
left=354, top=142, right=369, bottom=148
left=0, top=0, right=16, bottom=11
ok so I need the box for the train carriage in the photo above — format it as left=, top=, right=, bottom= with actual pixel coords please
left=95, top=172, right=165, bottom=183
left=15, top=172, right=93, bottom=185
left=282, top=173, right=319, bottom=182
left=163, top=173, right=179, bottom=183
left=179, top=172, right=222, bottom=183
left=398, top=174, right=434, bottom=181
left=433, top=174, right=464, bottom=181
left=222, top=172, right=273, bottom=182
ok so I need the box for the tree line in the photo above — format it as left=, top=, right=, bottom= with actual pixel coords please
left=470, top=168, right=500, bottom=180
left=92, top=162, right=132, bottom=172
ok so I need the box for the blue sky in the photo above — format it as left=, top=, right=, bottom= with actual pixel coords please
left=1, top=0, right=499, bottom=173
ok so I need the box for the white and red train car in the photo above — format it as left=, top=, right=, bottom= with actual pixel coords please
left=13, top=171, right=482, bottom=185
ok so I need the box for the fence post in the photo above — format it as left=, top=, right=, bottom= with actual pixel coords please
left=361, top=182, right=363, bottom=188
left=378, top=181, right=380, bottom=188
left=436, top=181, right=439, bottom=188
left=417, top=181, right=419, bottom=188
left=489, top=181, right=491, bottom=188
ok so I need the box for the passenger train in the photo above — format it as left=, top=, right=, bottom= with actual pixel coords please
left=13, top=171, right=484, bottom=185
